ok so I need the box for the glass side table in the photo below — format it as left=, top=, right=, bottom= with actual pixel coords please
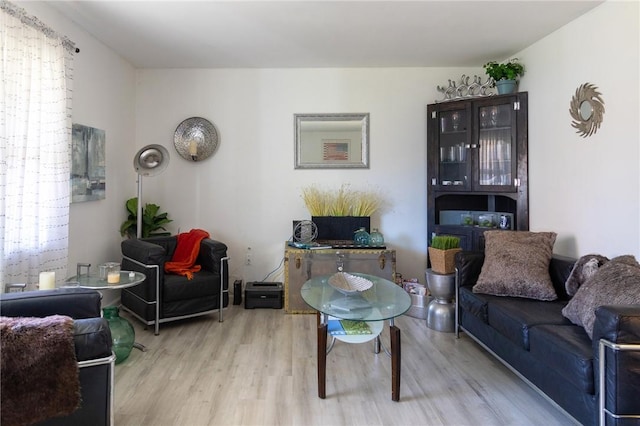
left=301, top=272, right=411, bottom=401
left=65, top=271, right=146, bottom=363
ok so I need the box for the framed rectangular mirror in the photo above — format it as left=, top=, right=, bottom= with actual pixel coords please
left=294, top=113, right=369, bottom=169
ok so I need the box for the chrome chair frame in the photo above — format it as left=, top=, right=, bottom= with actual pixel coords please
left=78, top=352, right=116, bottom=426
left=598, top=339, right=640, bottom=425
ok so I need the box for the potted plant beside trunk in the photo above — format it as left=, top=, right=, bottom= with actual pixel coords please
left=483, top=58, right=524, bottom=95
left=428, top=235, right=462, bottom=275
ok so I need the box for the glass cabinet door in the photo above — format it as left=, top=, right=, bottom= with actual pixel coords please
left=437, top=107, right=471, bottom=190
left=427, top=92, right=529, bottom=253
left=474, top=101, right=517, bottom=191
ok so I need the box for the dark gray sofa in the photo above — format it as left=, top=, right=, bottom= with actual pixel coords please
left=0, top=288, right=114, bottom=426
left=455, top=251, right=640, bottom=426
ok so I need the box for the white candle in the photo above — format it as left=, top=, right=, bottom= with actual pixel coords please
left=39, top=271, right=56, bottom=290
left=107, top=272, right=120, bottom=284
left=188, top=140, right=198, bottom=156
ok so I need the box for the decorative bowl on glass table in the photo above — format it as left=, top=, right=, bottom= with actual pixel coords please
left=328, top=272, right=373, bottom=295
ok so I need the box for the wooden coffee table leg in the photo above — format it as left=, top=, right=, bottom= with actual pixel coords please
left=391, top=325, right=401, bottom=401
left=318, top=313, right=327, bottom=399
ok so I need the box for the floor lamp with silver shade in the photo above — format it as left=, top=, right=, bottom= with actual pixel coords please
left=133, top=144, right=169, bottom=239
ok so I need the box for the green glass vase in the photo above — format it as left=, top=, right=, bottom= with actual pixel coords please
left=103, top=306, right=135, bottom=364
left=369, top=228, right=385, bottom=246
left=353, top=227, right=370, bottom=245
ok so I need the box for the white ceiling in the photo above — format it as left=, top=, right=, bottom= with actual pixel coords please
left=48, top=0, right=603, bottom=69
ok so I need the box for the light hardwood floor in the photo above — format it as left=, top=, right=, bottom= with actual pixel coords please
left=114, top=304, right=576, bottom=426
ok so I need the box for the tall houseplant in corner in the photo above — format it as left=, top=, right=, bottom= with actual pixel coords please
left=119, top=197, right=172, bottom=239
left=483, top=58, right=524, bottom=95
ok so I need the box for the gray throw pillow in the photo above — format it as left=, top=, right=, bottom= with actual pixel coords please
left=562, top=255, right=640, bottom=339
left=473, top=231, right=558, bottom=301
left=565, top=254, right=609, bottom=296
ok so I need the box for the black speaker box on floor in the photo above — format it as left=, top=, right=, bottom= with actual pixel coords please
left=233, top=280, right=242, bottom=305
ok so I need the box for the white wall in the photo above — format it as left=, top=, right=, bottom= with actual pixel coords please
left=518, top=1, right=639, bottom=258
left=135, top=67, right=480, bottom=284
left=16, top=2, right=137, bottom=301
left=133, top=1, right=640, bottom=286
left=17, top=0, right=639, bottom=294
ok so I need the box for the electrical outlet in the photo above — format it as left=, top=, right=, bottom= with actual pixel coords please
left=245, top=247, right=252, bottom=266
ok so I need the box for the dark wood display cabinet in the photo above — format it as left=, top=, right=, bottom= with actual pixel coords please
left=427, top=92, right=529, bottom=251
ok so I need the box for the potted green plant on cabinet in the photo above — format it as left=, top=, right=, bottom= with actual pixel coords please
left=483, top=58, right=524, bottom=94
left=428, top=235, right=461, bottom=275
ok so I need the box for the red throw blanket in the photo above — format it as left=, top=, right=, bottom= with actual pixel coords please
left=164, top=229, right=210, bottom=279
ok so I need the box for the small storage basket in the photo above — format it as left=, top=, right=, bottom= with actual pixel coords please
left=428, top=247, right=462, bottom=275
left=403, top=281, right=429, bottom=320
left=406, top=294, right=430, bottom=319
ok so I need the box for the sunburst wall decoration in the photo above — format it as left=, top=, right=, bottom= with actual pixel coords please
left=569, top=83, right=605, bottom=138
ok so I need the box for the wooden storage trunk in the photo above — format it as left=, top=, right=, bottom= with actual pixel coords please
left=284, top=244, right=396, bottom=313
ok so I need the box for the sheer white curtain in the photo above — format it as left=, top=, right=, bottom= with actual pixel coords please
left=1, top=1, right=75, bottom=290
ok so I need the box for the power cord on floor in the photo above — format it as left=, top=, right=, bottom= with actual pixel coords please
left=260, top=256, right=285, bottom=282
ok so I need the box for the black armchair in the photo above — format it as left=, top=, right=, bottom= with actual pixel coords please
left=0, top=288, right=114, bottom=426
left=121, top=235, right=229, bottom=335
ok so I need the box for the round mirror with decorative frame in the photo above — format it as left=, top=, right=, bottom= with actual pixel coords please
left=569, top=83, right=604, bottom=138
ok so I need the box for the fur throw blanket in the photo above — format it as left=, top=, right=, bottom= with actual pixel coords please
left=1, top=315, right=80, bottom=426
left=165, top=228, right=210, bottom=279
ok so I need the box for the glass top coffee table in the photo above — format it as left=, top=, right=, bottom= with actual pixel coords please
left=65, top=271, right=146, bottom=289
left=301, top=272, right=411, bottom=401
left=65, top=271, right=147, bottom=359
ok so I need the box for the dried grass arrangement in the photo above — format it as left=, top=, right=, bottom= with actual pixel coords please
left=302, top=184, right=382, bottom=217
